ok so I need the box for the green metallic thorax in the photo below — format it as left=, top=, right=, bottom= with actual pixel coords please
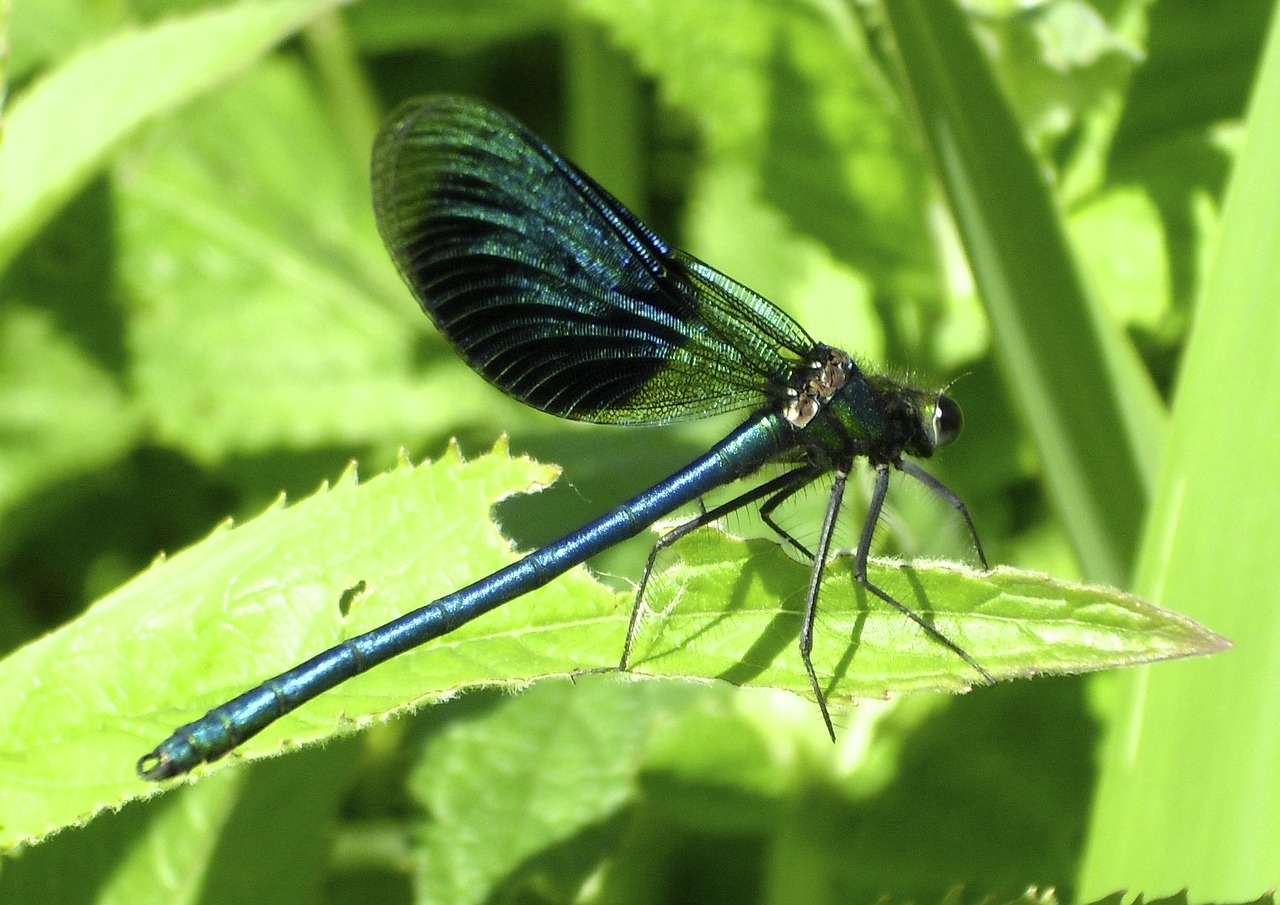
left=787, top=350, right=940, bottom=468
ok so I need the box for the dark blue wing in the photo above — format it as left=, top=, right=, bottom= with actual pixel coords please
left=371, top=95, right=816, bottom=424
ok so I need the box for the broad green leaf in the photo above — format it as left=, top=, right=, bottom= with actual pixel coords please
left=0, top=768, right=250, bottom=905
left=0, top=0, right=343, bottom=271
left=6, top=0, right=125, bottom=83
left=627, top=529, right=1226, bottom=703
left=0, top=742, right=360, bottom=905
left=1067, top=187, right=1171, bottom=333
left=410, top=679, right=706, bottom=905
left=116, top=58, right=474, bottom=462
left=0, top=304, right=139, bottom=514
left=0, top=0, right=355, bottom=518
left=0, top=444, right=1223, bottom=849
left=578, top=0, right=940, bottom=314
left=968, top=0, right=1146, bottom=200
left=0, top=444, right=568, bottom=848
left=1103, top=1, right=1271, bottom=332
left=683, top=161, right=884, bottom=367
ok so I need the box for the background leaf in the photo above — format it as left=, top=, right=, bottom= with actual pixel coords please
left=883, top=0, right=1165, bottom=586
left=1078, top=5, right=1280, bottom=897
left=0, top=0, right=344, bottom=269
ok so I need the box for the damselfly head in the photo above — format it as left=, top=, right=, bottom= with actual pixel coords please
left=892, top=386, right=964, bottom=459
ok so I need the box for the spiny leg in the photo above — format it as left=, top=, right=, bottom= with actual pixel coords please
left=856, top=463, right=994, bottom=684
left=896, top=459, right=989, bottom=569
left=799, top=462, right=851, bottom=742
left=759, top=466, right=826, bottom=560
left=620, top=466, right=819, bottom=671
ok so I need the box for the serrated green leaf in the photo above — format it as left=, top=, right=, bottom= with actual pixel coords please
left=0, top=446, right=577, bottom=848
left=0, top=440, right=1223, bottom=850
left=627, top=530, right=1227, bottom=704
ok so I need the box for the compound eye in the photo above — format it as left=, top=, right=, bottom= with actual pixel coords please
left=933, top=395, right=963, bottom=448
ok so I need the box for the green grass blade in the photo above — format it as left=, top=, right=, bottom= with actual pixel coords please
left=882, top=0, right=1167, bottom=585
left=0, top=0, right=9, bottom=122
left=1078, top=10, right=1280, bottom=897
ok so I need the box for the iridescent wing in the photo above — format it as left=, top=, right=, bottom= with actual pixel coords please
left=371, top=95, right=816, bottom=424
